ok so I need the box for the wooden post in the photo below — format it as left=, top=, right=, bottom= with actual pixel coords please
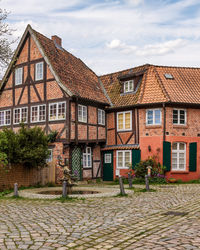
left=145, top=175, right=149, bottom=191
left=62, top=180, right=67, bottom=198
left=119, top=176, right=126, bottom=195
left=14, top=183, right=19, bottom=197
left=128, top=172, right=132, bottom=188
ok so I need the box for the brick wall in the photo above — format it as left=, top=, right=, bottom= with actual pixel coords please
left=139, top=107, right=200, bottom=181
left=0, top=163, right=55, bottom=191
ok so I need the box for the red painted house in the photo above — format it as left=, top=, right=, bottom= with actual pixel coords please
left=100, top=65, right=200, bottom=181
left=0, top=25, right=200, bottom=183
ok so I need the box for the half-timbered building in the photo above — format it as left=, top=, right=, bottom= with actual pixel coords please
left=1, top=25, right=200, bottom=183
left=0, top=25, right=108, bottom=183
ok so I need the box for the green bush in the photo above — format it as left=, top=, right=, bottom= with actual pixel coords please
left=17, top=125, right=49, bottom=167
left=0, top=124, right=49, bottom=168
left=134, top=156, right=166, bottom=179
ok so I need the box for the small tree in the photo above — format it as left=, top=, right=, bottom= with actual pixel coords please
left=0, top=7, right=14, bottom=69
left=17, top=125, right=49, bottom=168
left=0, top=128, right=20, bottom=165
left=0, top=125, right=50, bottom=168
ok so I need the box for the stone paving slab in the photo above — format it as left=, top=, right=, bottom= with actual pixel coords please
left=1, top=184, right=200, bottom=249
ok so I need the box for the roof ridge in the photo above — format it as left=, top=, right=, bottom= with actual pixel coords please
left=100, top=63, right=151, bottom=77
left=153, top=64, right=200, bottom=70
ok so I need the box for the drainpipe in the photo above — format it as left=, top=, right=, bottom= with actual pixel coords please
left=163, top=103, right=166, bottom=142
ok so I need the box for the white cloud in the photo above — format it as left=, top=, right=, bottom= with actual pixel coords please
left=106, top=39, right=137, bottom=53
left=137, top=39, right=186, bottom=56
left=106, top=38, right=186, bottom=57
left=124, top=0, right=144, bottom=6
left=1, top=0, right=200, bottom=76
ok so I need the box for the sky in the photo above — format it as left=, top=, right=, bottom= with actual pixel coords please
left=1, top=0, right=200, bottom=75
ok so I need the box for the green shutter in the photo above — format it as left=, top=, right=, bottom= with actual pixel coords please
left=132, top=149, right=141, bottom=169
left=189, top=142, right=197, bottom=172
left=163, top=141, right=171, bottom=171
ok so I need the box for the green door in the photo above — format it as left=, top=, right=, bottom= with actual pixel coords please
left=71, top=146, right=82, bottom=180
left=103, top=151, right=113, bottom=181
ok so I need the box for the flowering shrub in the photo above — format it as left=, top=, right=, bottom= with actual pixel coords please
left=134, top=156, right=166, bottom=179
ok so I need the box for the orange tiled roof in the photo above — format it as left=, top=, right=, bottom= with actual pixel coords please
left=100, top=64, right=200, bottom=107
left=33, top=29, right=109, bottom=105
left=100, top=64, right=150, bottom=107
left=101, top=144, right=140, bottom=151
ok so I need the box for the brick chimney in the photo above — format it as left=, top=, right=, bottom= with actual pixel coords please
left=51, top=35, right=62, bottom=47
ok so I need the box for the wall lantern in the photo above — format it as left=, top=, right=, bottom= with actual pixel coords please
left=148, top=145, right=151, bottom=152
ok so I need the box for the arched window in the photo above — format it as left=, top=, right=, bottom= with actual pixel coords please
left=172, top=142, right=186, bottom=170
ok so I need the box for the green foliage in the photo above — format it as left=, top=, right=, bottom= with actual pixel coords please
left=0, top=189, right=13, bottom=197
left=0, top=128, right=20, bottom=165
left=47, top=131, right=58, bottom=143
left=134, top=156, right=166, bottom=179
left=0, top=124, right=49, bottom=168
left=17, top=125, right=49, bottom=167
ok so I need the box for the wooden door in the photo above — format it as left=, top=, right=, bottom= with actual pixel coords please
left=103, top=151, right=113, bottom=181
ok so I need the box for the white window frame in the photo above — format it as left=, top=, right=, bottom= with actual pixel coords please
left=49, top=102, right=66, bottom=121
left=31, top=105, right=46, bottom=123
left=15, top=67, right=23, bottom=85
left=117, top=111, right=132, bottom=131
left=0, top=109, right=11, bottom=126
left=46, top=149, right=53, bottom=163
left=124, top=80, right=134, bottom=93
left=35, top=62, right=44, bottom=81
left=104, top=153, right=111, bottom=163
left=146, top=109, right=162, bottom=126
left=13, top=107, right=28, bottom=124
left=173, top=109, right=186, bottom=125
left=98, top=109, right=105, bottom=125
left=172, top=142, right=186, bottom=171
left=117, top=150, right=132, bottom=169
left=78, top=105, right=87, bottom=123
left=83, top=147, right=92, bottom=168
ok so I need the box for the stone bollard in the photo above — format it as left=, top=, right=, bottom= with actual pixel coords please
left=145, top=175, right=149, bottom=191
left=119, top=176, right=126, bottom=196
left=62, top=180, right=67, bottom=198
left=128, top=172, right=133, bottom=188
left=14, top=183, right=19, bottom=197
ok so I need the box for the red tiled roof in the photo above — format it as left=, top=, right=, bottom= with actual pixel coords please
left=101, top=144, right=140, bottom=151
left=100, top=64, right=150, bottom=107
left=33, top=29, right=109, bottom=104
left=100, top=64, right=200, bottom=107
left=153, top=66, right=200, bottom=104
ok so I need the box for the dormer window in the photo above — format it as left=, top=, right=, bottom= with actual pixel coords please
left=124, top=80, right=134, bottom=93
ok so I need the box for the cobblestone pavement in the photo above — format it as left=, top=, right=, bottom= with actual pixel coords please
left=1, top=184, right=200, bottom=249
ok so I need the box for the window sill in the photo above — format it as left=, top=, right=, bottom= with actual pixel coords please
left=49, top=118, right=65, bottom=121
left=145, top=125, right=162, bottom=129
left=116, top=168, right=129, bottom=170
left=173, top=125, right=188, bottom=129
left=171, top=171, right=189, bottom=174
left=117, top=129, right=132, bottom=132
